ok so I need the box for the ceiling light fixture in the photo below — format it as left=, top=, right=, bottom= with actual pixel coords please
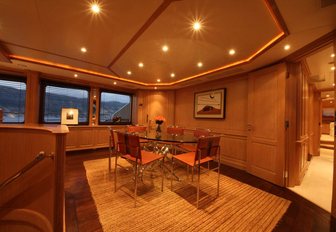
left=326, top=94, right=330, bottom=97
left=330, top=101, right=333, bottom=103
left=170, top=73, right=175, bottom=78
left=162, top=45, right=169, bottom=52
left=157, top=79, right=161, bottom=82
left=74, top=74, right=78, bottom=77
left=333, top=83, right=335, bottom=87
left=154, top=87, right=157, bottom=90
left=197, top=62, right=203, bottom=67
left=229, top=49, right=236, bottom=55
left=81, top=47, right=87, bottom=53
left=331, top=53, right=335, bottom=58
left=113, top=81, right=117, bottom=85
left=127, top=71, right=132, bottom=75
left=193, top=21, right=201, bottom=31
left=138, top=62, right=144, bottom=68
left=91, top=3, right=101, bottom=14
left=284, top=44, right=290, bottom=50
left=331, top=66, right=335, bottom=71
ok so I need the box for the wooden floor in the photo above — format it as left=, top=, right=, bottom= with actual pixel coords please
left=65, top=149, right=336, bottom=232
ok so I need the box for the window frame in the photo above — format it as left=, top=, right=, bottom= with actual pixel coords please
left=39, top=80, right=90, bottom=125
left=0, top=73, right=27, bottom=124
left=98, top=89, right=133, bottom=125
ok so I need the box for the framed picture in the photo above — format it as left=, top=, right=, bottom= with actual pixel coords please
left=194, top=89, right=226, bottom=119
left=61, top=108, right=79, bottom=125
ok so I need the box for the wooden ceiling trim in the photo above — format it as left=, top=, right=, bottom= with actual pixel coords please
left=284, top=29, right=336, bottom=62
left=3, top=41, right=107, bottom=69
left=9, top=55, right=149, bottom=86
left=107, top=0, right=179, bottom=69
left=0, top=41, right=11, bottom=63
left=266, top=0, right=290, bottom=35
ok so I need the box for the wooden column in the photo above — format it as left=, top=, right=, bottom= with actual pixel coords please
left=25, top=71, right=40, bottom=124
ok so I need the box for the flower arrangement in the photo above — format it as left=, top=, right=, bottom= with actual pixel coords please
left=154, top=115, right=166, bottom=125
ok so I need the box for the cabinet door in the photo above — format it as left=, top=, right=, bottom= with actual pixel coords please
left=247, top=64, right=286, bottom=186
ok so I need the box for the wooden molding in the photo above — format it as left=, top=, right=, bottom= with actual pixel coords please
left=0, top=41, right=11, bottom=63
left=284, top=30, right=336, bottom=62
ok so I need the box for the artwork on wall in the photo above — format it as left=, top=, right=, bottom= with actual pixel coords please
left=61, top=108, right=78, bottom=125
left=194, top=88, right=226, bottom=119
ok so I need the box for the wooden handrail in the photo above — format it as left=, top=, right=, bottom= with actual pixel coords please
left=0, top=151, right=54, bottom=190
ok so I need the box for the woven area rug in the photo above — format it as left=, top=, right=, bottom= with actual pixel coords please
left=84, top=158, right=290, bottom=232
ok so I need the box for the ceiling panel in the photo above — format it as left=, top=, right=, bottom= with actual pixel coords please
left=111, top=0, right=281, bottom=83
left=0, top=0, right=162, bottom=65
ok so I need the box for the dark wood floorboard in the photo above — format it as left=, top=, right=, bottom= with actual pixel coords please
left=65, top=149, right=336, bottom=232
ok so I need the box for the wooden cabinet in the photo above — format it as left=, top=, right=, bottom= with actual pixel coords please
left=66, top=126, right=110, bottom=151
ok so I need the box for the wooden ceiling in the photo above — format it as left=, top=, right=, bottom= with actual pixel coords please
left=0, top=0, right=335, bottom=89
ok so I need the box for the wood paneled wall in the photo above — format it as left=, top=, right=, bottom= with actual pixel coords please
left=175, top=76, right=248, bottom=170
left=136, top=90, right=175, bottom=132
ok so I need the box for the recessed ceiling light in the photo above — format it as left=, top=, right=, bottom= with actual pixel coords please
left=170, top=73, right=175, bottom=78
left=333, top=83, right=335, bottom=86
left=229, top=49, right=236, bottom=55
left=81, top=47, right=87, bottom=53
left=330, top=101, right=333, bottom=103
left=326, top=94, right=330, bottom=97
left=284, top=44, right=290, bottom=50
left=331, top=66, right=335, bottom=71
left=197, top=62, right=203, bottom=67
left=154, top=87, right=157, bottom=90
left=331, top=53, right=335, bottom=58
left=157, top=79, right=161, bottom=82
left=193, top=21, right=201, bottom=31
left=162, top=45, right=169, bottom=52
left=74, top=74, right=78, bottom=77
left=127, top=71, right=132, bottom=75
left=91, top=3, right=100, bottom=14
left=113, top=81, right=117, bottom=85
left=138, top=62, right=144, bottom=68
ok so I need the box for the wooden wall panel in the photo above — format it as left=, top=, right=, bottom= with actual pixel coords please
left=175, top=75, right=248, bottom=169
left=136, top=90, right=175, bottom=132
left=247, top=64, right=286, bottom=186
left=66, top=126, right=110, bottom=151
left=0, top=125, right=68, bottom=231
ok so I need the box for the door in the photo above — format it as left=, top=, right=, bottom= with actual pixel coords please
left=247, top=64, right=286, bottom=186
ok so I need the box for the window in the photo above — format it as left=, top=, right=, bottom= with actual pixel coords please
left=99, top=91, right=132, bottom=124
left=41, top=81, right=89, bottom=124
left=0, top=75, right=26, bottom=123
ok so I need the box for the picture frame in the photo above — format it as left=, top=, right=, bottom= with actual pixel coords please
left=61, top=108, right=79, bottom=125
left=194, top=88, right=226, bottom=119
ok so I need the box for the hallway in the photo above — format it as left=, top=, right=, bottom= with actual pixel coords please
left=289, top=148, right=333, bottom=212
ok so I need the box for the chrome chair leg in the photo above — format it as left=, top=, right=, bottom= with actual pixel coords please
left=171, top=157, right=174, bottom=190
left=114, top=155, right=118, bottom=192
left=197, top=164, right=200, bottom=209
left=134, top=162, right=138, bottom=207
left=161, top=157, right=164, bottom=191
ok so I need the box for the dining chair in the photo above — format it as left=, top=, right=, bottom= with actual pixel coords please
left=171, top=136, right=221, bottom=208
left=178, top=128, right=211, bottom=152
left=115, top=131, right=164, bottom=207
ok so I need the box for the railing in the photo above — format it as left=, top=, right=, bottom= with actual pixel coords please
left=0, top=151, right=54, bottom=190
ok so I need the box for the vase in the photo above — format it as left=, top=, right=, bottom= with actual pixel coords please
left=156, top=123, right=161, bottom=137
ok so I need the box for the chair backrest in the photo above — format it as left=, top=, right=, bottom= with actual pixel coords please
left=195, top=137, right=211, bottom=161
left=108, top=127, right=115, bottom=150
left=194, top=128, right=211, bottom=138
left=195, top=136, right=221, bottom=161
left=208, top=136, right=221, bottom=157
left=167, top=126, right=184, bottom=135
left=116, top=131, right=127, bottom=155
left=126, top=134, right=141, bottom=160
left=127, top=125, right=147, bottom=133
